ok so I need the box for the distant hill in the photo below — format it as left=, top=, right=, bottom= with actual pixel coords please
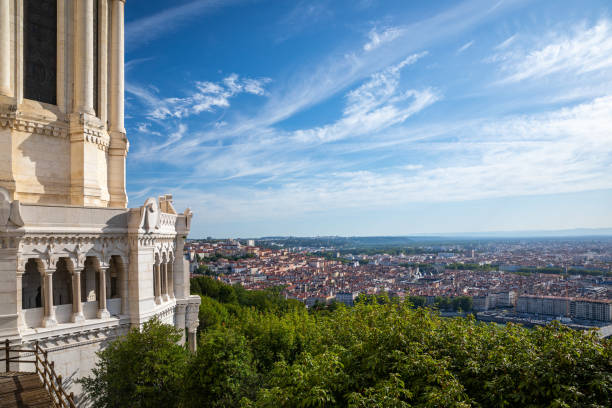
left=250, top=229, right=612, bottom=249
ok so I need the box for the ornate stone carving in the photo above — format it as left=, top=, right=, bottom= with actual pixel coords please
left=26, top=322, right=131, bottom=353
left=32, top=243, right=59, bottom=270
left=67, top=243, right=87, bottom=270
left=0, top=189, right=8, bottom=226
left=69, top=113, right=110, bottom=152
left=0, top=187, right=25, bottom=228
left=184, top=209, right=193, bottom=231
left=0, top=111, right=68, bottom=138
left=142, top=197, right=161, bottom=232
left=16, top=255, right=28, bottom=273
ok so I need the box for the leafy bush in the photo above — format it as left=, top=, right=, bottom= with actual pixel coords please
left=81, top=279, right=612, bottom=408
left=182, top=328, right=257, bottom=408
left=79, top=318, right=188, bottom=408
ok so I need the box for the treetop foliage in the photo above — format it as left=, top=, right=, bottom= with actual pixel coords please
left=81, top=276, right=612, bottom=408
left=78, top=319, right=188, bottom=408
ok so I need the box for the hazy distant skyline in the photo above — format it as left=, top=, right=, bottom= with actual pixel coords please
left=124, top=0, right=612, bottom=238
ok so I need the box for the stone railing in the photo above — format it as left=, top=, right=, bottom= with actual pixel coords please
left=159, top=212, right=178, bottom=232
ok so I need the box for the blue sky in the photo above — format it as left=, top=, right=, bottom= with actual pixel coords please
left=123, top=0, right=612, bottom=238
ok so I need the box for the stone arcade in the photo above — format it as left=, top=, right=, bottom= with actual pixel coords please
left=0, top=0, right=200, bottom=399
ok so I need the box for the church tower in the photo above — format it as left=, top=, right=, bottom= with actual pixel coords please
left=0, top=0, right=127, bottom=207
left=0, top=0, right=201, bottom=401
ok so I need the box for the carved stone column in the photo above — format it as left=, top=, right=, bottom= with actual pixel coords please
left=71, top=270, right=85, bottom=322
left=42, top=269, right=57, bottom=328
left=97, top=266, right=110, bottom=318
left=173, top=235, right=189, bottom=298
left=187, top=328, right=197, bottom=352
left=154, top=262, right=162, bottom=305
left=167, top=257, right=175, bottom=299
left=108, top=0, right=127, bottom=208
left=161, top=262, right=169, bottom=302
left=120, top=258, right=129, bottom=315
left=110, top=0, right=125, bottom=133
left=70, top=0, right=105, bottom=206
left=15, top=266, right=24, bottom=329
left=185, top=302, right=200, bottom=352
left=74, top=0, right=95, bottom=115
left=0, top=0, right=11, bottom=96
left=174, top=303, right=187, bottom=345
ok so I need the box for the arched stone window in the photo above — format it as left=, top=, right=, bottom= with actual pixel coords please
left=82, top=257, right=98, bottom=302
left=22, top=259, right=42, bottom=309
left=109, top=255, right=125, bottom=299
left=53, top=258, right=72, bottom=306
left=109, top=255, right=129, bottom=315
left=110, top=261, right=118, bottom=299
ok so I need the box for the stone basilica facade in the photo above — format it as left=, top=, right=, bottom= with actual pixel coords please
left=0, top=0, right=200, bottom=396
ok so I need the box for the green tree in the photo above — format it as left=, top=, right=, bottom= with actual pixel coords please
left=198, top=295, right=230, bottom=331
left=407, top=295, right=426, bottom=308
left=182, top=328, right=257, bottom=408
left=85, top=279, right=612, bottom=408
left=79, top=318, right=188, bottom=408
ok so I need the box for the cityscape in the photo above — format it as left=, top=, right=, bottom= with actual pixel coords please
left=186, top=237, right=612, bottom=332
left=1, top=0, right=611, bottom=406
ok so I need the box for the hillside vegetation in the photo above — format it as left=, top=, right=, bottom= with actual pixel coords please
left=81, top=276, right=611, bottom=408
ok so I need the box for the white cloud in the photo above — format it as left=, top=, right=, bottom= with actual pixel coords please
left=344, top=52, right=428, bottom=116
left=172, top=95, right=612, bottom=222
left=494, top=34, right=516, bottom=50
left=128, top=74, right=271, bottom=120
left=237, top=0, right=517, bottom=138
left=126, top=0, right=534, bottom=207
left=364, top=26, right=405, bottom=51
left=493, top=20, right=612, bottom=83
left=457, top=40, right=474, bottom=53
left=293, top=53, right=437, bottom=143
left=293, top=88, right=437, bottom=144
left=275, top=0, right=333, bottom=43
left=137, top=123, right=148, bottom=133
left=401, top=164, right=423, bottom=171
left=133, top=52, right=436, bottom=177
left=125, top=0, right=247, bottom=49
left=243, top=78, right=269, bottom=95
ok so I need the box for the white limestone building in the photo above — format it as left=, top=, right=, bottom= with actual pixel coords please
left=0, top=0, right=201, bottom=398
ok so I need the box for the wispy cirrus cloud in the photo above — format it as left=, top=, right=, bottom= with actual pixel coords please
left=123, top=0, right=612, bottom=236
left=494, top=34, right=517, bottom=50
left=127, top=74, right=271, bottom=121
left=492, top=19, right=612, bottom=83
left=363, top=26, right=405, bottom=51
left=165, top=95, right=612, bottom=224
left=128, top=53, right=436, bottom=187
left=125, top=0, right=251, bottom=50
left=249, top=0, right=518, bottom=134
left=129, top=0, right=522, bottom=178
left=275, top=0, right=333, bottom=43
left=294, top=53, right=436, bottom=143
left=456, top=40, right=474, bottom=53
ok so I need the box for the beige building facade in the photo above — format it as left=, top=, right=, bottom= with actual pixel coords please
left=0, top=0, right=200, bottom=400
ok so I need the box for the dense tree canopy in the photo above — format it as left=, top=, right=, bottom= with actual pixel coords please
left=79, top=319, right=188, bottom=408
left=81, top=277, right=612, bottom=408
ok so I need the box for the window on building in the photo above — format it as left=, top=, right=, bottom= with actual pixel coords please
left=24, top=0, right=57, bottom=105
